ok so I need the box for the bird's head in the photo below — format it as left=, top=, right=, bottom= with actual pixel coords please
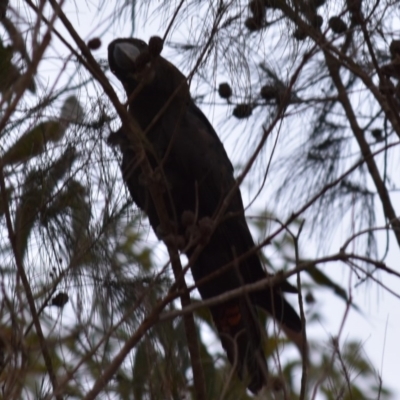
left=108, top=38, right=154, bottom=89
left=108, top=37, right=190, bottom=128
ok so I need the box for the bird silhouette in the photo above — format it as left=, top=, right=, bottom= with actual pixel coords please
left=108, top=37, right=302, bottom=393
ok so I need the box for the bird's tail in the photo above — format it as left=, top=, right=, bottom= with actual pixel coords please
left=254, top=288, right=302, bottom=333
left=212, top=299, right=268, bottom=394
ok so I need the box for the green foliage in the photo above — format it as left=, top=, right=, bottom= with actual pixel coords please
left=1, top=96, right=83, bottom=166
left=14, top=148, right=78, bottom=260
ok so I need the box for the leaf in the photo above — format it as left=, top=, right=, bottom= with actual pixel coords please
left=39, top=149, right=79, bottom=225
left=132, top=340, right=150, bottom=400
left=14, top=149, right=78, bottom=259
left=2, top=96, right=83, bottom=166
left=306, top=265, right=360, bottom=310
left=68, top=182, right=91, bottom=243
left=2, top=121, right=65, bottom=165
left=14, top=170, right=46, bottom=259
left=50, top=292, right=69, bottom=308
left=59, top=95, right=84, bottom=125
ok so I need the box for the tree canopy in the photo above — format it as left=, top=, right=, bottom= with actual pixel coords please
left=0, top=1, right=399, bottom=399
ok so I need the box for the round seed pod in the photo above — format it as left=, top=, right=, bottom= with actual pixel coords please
left=233, top=104, right=253, bottom=119
left=148, top=36, right=163, bottom=57
left=371, top=129, right=383, bottom=141
left=245, top=16, right=264, bottom=31
left=218, top=83, right=232, bottom=99
left=260, top=85, right=279, bottom=100
left=87, top=38, right=101, bottom=50
left=329, top=16, right=347, bottom=34
left=305, top=292, right=316, bottom=304
left=312, top=14, right=323, bottom=28
left=293, top=28, right=308, bottom=41
left=51, top=292, right=69, bottom=308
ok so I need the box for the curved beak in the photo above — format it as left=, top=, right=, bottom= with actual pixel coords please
left=112, top=42, right=140, bottom=70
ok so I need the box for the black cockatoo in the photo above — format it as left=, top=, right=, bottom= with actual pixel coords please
left=107, top=37, right=302, bottom=393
